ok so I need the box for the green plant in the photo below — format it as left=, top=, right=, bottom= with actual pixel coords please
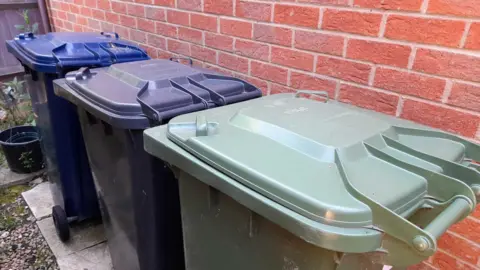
left=0, top=76, right=33, bottom=127
left=14, top=9, right=39, bottom=34
left=19, top=150, right=34, bottom=169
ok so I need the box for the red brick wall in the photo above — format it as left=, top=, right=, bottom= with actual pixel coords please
left=46, top=0, right=480, bottom=269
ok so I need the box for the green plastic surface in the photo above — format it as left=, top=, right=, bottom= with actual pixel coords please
left=144, top=93, right=480, bottom=267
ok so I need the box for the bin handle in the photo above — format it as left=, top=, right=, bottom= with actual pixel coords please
left=100, top=32, right=120, bottom=39
left=416, top=197, right=470, bottom=246
left=169, top=57, right=193, bottom=66
left=295, top=90, right=329, bottom=102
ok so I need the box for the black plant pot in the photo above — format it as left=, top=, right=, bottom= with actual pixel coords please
left=0, top=125, right=45, bottom=173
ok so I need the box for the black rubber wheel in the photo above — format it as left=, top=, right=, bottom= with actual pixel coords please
left=52, top=205, right=70, bottom=242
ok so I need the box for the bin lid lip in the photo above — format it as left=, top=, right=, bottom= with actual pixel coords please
left=163, top=93, right=474, bottom=226
left=59, top=59, right=262, bottom=128
left=6, top=32, right=149, bottom=73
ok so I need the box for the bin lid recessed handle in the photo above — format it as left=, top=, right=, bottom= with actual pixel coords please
left=295, top=90, right=329, bottom=102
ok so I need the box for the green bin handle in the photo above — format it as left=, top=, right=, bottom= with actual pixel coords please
left=295, top=90, right=329, bottom=102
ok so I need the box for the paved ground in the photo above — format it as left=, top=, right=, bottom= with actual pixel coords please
left=22, top=182, right=113, bottom=270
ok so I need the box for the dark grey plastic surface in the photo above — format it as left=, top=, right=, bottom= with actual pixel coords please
left=55, top=59, right=261, bottom=129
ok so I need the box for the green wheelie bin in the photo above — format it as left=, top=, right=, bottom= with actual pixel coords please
left=143, top=91, right=480, bottom=269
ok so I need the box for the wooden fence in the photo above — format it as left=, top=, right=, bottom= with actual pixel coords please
left=0, top=0, right=48, bottom=79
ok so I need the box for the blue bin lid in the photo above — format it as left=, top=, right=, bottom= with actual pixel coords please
left=54, top=59, right=262, bottom=129
left=6, top=32, right=149, bottom=73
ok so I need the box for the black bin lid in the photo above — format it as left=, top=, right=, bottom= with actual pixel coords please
left=57, top=59, right=262, bottom=129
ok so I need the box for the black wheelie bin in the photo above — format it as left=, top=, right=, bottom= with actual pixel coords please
left=53, top=58, right=262, bottom=270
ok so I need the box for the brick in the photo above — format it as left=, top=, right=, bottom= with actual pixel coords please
left=145, top=7, right=165, bottom=21
left=120, top=15, right=136, bottom=27
left=322, top=9, right=382, bottom=36
left=413, top=49, right=480, bottom=83
left=354, top=0, right=423, bottom=11
left=220, top=18, right=252, bottom=39
left=401, top=100, right=480, bottom=137
left=80, top=7, right=92, bottom=17
left=83, top=0, right=95, bottom=8
left=167, top=10, right=189, bottom=26
left=57, top=11, right=67, bottom=20
left=167, top=39, right=190, bottom=55
left=178, top=27, right=203, bottom=44
left=473, top=204, right=480, bottom=219
left=290, top=71, right=337, bottom=98
left=115, top=25, right=130, bottom=39
left=274, top=4, right=320, bottom=28
left=205, top=0, right=233, bottom=15
left=127, top=4, right=145, bottom=17
left=431, top=251, right=477, bottom=270
left=101, top=22, right=114, bottom=32
left=428, top=0, right=480, bottom=18
left=374, top=68, right=446, bottom=100
left=385, top=15, right=465, bottom=47
left=447, top=82, right=480, bottom=112
left=63, top=21, right=73, bottom=31
left=271, top=84, right=295, bottom=94
left=339, top=84, right=399, bottom=115
left=87, top=19, right=100, bottom=30
left=155, top=22, right=177, bottom=38
left=77, top=16, right=88, bottom=26
left=153, top=0, right=174, bottom=6
left=135, top=0, right=152, bottom=4
left=105, top=12, right=120, bottom=24
left=218, top=52, right=248, bottom=73
left=158, top=49, right=172, bottom=59
left=190, top=45, right=217, bottom=64
left=191, top=14, right=217, bottom=32
left=251, top=61, right=288, bottom=85
left=347, top=39, right=411, bottom=68
left=73, top=0, right=83, bottom=5
left=130, top=29, right=147, bottom=43
left=112, top=2, right=127, bottom=14
left=69, top=4, right=80, bottom=14
left=253, top=24, right=292, bottom=46
left=294, top=30, right=343, bottom=56
left=97, top=0, right=111, bottom=10
left=234, top=40, right=269, bottom=61
left=67, top=13, right=77, bottom=23
left=236, top=1, right=272, bottom=22
left=177, top=0, right=201, bottom=11
left=298, top=0, right=349, bottom=5
left=73, top=24, right=84, bottom=32
left=451, top=217, right=480, bottom=243
left=91, top=9, right=105, bottom=20
left=205, top=32, right=234, bottom=51
left=137, top=18, right=155, bottom=33
left=147, top=34, right=166, bottom=50
left=465, top=23, right=480, bottom=50
left=316, top=56, right=371, bottom=84
left=272, top=47, right=315, bottom=72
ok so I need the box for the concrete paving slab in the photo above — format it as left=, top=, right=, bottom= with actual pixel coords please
left=0, top=166, right=45, bottom=188
left=37, top=217, right=106, bottom=258
left=57, top=242, right=113, bottom=270
left=22, top=182, right=54, bottom=220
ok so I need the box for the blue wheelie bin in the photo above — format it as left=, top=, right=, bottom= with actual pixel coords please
left=6, top=32, right=149, bottom=241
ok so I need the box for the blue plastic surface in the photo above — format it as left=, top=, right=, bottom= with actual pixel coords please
left=6, top=32, right=148, bottom=73
left=6, top=32, right=149, bottom=222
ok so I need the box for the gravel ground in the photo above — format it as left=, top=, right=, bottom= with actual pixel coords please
left=0, top=184, right=59, bottom=270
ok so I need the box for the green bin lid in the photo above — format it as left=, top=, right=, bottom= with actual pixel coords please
left=146, top=93, right=480, bottom=266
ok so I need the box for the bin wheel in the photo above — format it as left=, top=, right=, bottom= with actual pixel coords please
left=52, top=205, right=70, bottom=242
